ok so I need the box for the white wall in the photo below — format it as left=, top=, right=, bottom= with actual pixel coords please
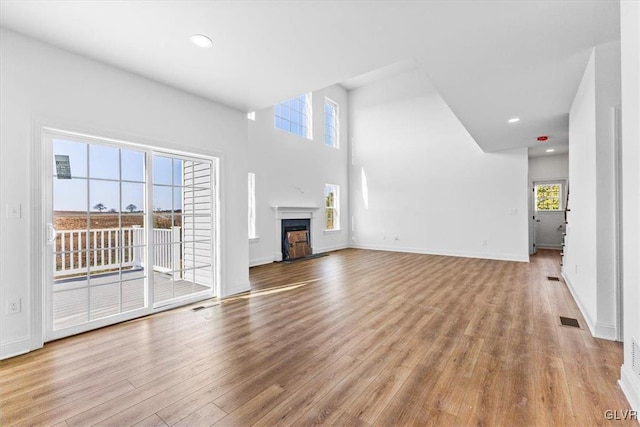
left=564, top=42, right=621, bottom=341
left=619, top=0, right=640, bottom=412
left=528, top=153, right=568, bottom=181
left=0, top=30, right=250, bottom=359
left=565, top=50, right=598, bottom=330
left=349, top=69, right=529, bottom=262
left=247, top=86, right=350, bottom=266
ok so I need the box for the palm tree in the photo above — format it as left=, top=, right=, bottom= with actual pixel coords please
left=93, top=203, right=107, bottom=212
left=126, top=204, right=137, bottom=213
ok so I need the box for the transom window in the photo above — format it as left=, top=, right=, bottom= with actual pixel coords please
left=275, top=93, right=312, bottom=139
left=535, top=183, right=563, bottom=211
left=324, top=98, right=339, bottom=148
left=325, top=184, right=339, bottom=231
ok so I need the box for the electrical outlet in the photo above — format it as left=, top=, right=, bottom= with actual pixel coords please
left=7, top=298, right=21, bottom=314
left=394, top=235, right=399, bottom=241
left=482, top=240, right=488, bottom=246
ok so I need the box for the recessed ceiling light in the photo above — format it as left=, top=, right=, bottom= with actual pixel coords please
left=508, top=118, right=520, bottom=123
left=546, top=149, right=555, bottom=153
left=190, top=34, right=213, bottom=48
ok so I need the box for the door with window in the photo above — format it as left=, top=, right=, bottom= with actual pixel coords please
left=531, top=181, right=566, bottom=251
left=45, top=131, right=217, bottom=340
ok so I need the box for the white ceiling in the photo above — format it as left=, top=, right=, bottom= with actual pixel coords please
left=0, top=0, right=619, bottom=153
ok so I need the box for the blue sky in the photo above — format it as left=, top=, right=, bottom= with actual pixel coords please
left=53, top=139, right=182, bottom=212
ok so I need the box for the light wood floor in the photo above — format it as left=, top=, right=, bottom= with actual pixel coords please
left=0, top=249, right=634, bottom=426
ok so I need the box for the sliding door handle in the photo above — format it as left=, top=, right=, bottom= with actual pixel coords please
left=47, top=223, right=57, bottom=244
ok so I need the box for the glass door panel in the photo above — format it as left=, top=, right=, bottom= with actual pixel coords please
left=50, top=138, right=147, bottom=336
left=152, top=155, right=214, bottom=305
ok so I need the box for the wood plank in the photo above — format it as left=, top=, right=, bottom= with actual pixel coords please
left=132, top=414, right=168, bottom=427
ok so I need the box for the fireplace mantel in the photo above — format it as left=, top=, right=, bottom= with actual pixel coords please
left=272, top=206, right=321, bottom=261
left=271, top=206, right=321, bottom=220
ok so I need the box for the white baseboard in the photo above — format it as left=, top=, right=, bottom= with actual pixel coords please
left=222, top=282, right=251, bottom=298
left=315, top=243, right=349, bottom=254
left=595, top=321, right=618, bottom=341
left=560, top=271, right=604, bottom=341
left=620, top=364, right=640, bottom=412
left=536, top=244, right=562, bottom=250
left=249, top=256, right=274, bottom=267
left=0, top=336, right=31, bottom=360
left=349, top=243, right=529, bottom=263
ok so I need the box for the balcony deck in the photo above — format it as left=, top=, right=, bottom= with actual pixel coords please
left=53, top=269, right=210, bottom=329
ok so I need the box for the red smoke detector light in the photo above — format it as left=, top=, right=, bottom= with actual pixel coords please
left=537, top=135, right=549, bottom=142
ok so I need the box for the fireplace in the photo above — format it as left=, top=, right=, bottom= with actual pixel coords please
left=281, top=219, right=311, bottom=261
left=271, top=206, right=320, bottom=262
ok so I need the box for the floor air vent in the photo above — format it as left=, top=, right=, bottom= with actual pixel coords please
left=190, top=302, right=220, bottom=312
left=547, top=276, right=561, bottom=281
left=633, top=338, right=640, bottom=376
left=559, top=316, right=580, bottom=328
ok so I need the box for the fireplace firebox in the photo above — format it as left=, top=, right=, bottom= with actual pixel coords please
left=281, top=219, right=311, bottom=261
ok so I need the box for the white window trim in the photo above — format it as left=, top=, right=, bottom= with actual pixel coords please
left=324, top=97, right=339, bottom=149
left=274, top=93, right=313, bottom=140
left=324, top=183, right=340, bottom=231
left=534, top=181, right=564, bottom=212
left=248, top=172, right=257, bottom=239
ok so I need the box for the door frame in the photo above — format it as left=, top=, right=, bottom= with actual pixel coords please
left=614, top=105, right=623, bottom=341
left=529, top=178, right=568, bottom=254
left=530, top=178, right=567, bottom=254
left=32, top=123, right=221, bottom=345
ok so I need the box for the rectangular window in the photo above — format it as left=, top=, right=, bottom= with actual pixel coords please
left=535, top=183, right=563, bottom=211
left=248, top=172, right=257, bottom=239
left=324, top=98, right=339, bottom=148
left=324, top=184, right=339, bottom=231
left=274, top=93, right=312, bottom=139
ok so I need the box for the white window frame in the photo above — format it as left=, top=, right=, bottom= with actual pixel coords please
left=324, top=183, right=340, bottom=231
left=534, top=182, right=564, bottom=212
left=274, top=93, right=313, bottom=139
left=38, top=127, right=220, bottom=343
left=248, top=172, right=257, bottom=239
left=324, top=98, right=339, bottom=148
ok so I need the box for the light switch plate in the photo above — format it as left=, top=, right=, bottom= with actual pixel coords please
left=6, top=204, right=21, bottom=219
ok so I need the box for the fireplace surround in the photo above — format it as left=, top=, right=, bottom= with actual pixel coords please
left=272, top=206, right=320, bottom=262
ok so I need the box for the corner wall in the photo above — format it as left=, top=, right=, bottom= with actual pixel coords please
left=247, top=86, right=350, bottom=266
left=348, top=69, right=529, bottom=262
left=0, top=30, right=250, bottom=359
left=564, top=41, right=621, bottom=341
left=619, top=0, right=640, bottom=412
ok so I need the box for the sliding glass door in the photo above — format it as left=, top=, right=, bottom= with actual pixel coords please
left=45, top=131, right=217, bottom=340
